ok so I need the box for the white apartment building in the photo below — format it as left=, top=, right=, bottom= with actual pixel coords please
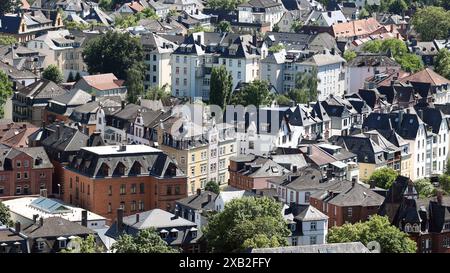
left=237, top=0, right=285, bottom=30
left=171, top=32, right=260, bottom=100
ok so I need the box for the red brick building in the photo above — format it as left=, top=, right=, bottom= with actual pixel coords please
left=310, top=181, right=385, bottom=227
left=62, top=145, right=187, bottom=222
left=0, top=147, right=53, bottom=197
left=228, top=155, right=289, bottom=191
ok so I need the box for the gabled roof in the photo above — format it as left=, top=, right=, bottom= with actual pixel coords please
left=400, top=68, right=450, bottom=87
left=50, top=89, right=92, bottom=106
left=17, top=79, right=67, bottom=100
left=332, top=18, right=382, bottom=38
left=79, top=73, right=124, bottom=91
left=23, top=217, right=95, bottom=238
left=122, top=209, right=195, bottom=229
left=176, top=190, right=217, bottom=211
left=327, top=183, right=385, bottom=207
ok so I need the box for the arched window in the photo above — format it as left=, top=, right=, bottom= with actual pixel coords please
left=404, top=223, right=412, bottom=232
left=130, top=161, right=142, bottom=176
left=113, top=162, right=126, bottom=176
left=413, top=223, right=420, bottom=232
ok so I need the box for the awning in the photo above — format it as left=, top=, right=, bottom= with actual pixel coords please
left=331, top=161, right=347, bottom=169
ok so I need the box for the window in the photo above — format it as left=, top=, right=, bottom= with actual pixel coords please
left=153, top=55, right=157, bottom=61
left=152, top=65, right=156, bottom=72
left=120, top=184, right=126, bottom=195
left=107, top=203, right=112, bottom=213
left=16, top=160, right=21, bottom=168
left=120, top=202, right=125, bottom=211
left=167, top=186, right=172, bottom=195
left=180, top=157, right=185, bottom=164
left=443, top=221, right=450, bottom=231
left=131, top=184, right=137, bottom=194
left=443, top=237, right=450, bottom=248
left=348, top=207, right=353, bottom=217
left=87, top=185, right=90, bottom=195
left=310, top=221, right=317, bottom=231
left=310, top=236, right=317, bottom=245
left=140, top=183, right=145, bottom=194
left=131, top=201, right=137, bottom=211
left=191, top=167, right=195, bottom=176
left=191, top=154, right=195, bottom=162
left=305, top=192, right=310, bottom=203
left=59, top=239, right=67, bottom=249
left=24, top=160, right=29, bottom=168
left=16, top=186, right=21, bottom=194
left=24, top=172, right=28, bottom=179
left=16, top=172, right=21, bottom=180
left=38, top=241, right=45, bottom=250
left=291, top=237, right=298, bottom=246
left=0, top=186, right=3, bottom=195
left=108, top=185, right=112, bottom=196
left=237, top=71, right=241, bottom=79
left=138, top=200, right=144, bottom=211
left=290, top=223, right=296, bottom=232
left=23, top=185, right=29, bottom=195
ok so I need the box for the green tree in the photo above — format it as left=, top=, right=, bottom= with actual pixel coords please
left=272, top=24, right=280, bottom=32
left=203, top=196, right=290, bottom=252
left=0, top=202, right=13, bottom=226
left=412, top=6, right=450, bottom=41
left=0, top=0, right=19, bottom=15
left=144, top=84, right=170, bottom=100
left=268, top=44, right=285, bottom=53
left=64, top=20, right=89, bottom=31
left=205, top=181, right=220, bottom=194
left=0, top=36, right=17, bottom=46
left=358, top=8, right=369, bottom=19
left=435, top=49, right=450, bottom=80
left=62, top=234, right=104, bottom=253
left=231, top=80, right=274, bottom=106
left=126, top=64, right=145, bottom=104
left=99, top=0, right=113, bottom=10
left=327, top=215, right=417, bottom=253
left=290, top=19, right=303, bottom=33
left=83, top=31, right=144, bottom=81
left=414, top=179, right=436, bottom=198
left=141, top=8, right=159, bottom=20
left=42, top=65, right=64, bottom=84
left=275, top=94, right=292, bottom=106
left=206, top=0, right=248, bottom=11
left=112, top=228, right=179, bottom=253
left=209, top=66, right=233, bottom=108
left=380, top=39, right=408, bottom=57
left=343, top=50, right=357, bottom=62
left=439, top=174, right=450, bottom=193
left=388, top=0, right=408, bottom=14
left=395, top=53, right=423, bottom=73
left=362, top=40, right=383, bottom=53
left=217, top=20, right=232, bottom=33
left=368, top=167, right=398, bottom=189
left=288, top=67, right=320, bottom=103
left=0, top=71, right=13, bottom=119
left=67, top=72, right=75, bottom=82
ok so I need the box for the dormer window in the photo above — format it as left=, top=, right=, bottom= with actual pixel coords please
left=404, top=223, right=412, bottom=232
left=190, top=227, right=198, bottom=238
left=444, top=221, right=450, bottom=231
left=160, top=229, right=169, bottom=239
left=170, top=228, right=178, bottom=239
left=290, top=223, right=296, bottom=232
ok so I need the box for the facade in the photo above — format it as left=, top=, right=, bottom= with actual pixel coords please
left=175, top=189, right=217, bottom=228
left=237, top=0, right=285, bottom=30
left=0, top=146, right=53, bottom=198
left=72, top=73, right=127, bottom=99
left=62, top=145, right=188, bottom=222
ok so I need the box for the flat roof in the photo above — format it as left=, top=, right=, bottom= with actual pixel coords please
left=81, top=145, right=161, bottom=155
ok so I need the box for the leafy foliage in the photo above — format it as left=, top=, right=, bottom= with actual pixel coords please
left=343, top=50, right=357, bottom=62
left=62, top=235, right=104, bottom=253
left=82, top=31, right=144, bottom=81
left=230, top=80, right=274, bottom=106
left=217, top=20, right=232, bottom=33
left=290, top=19, right=303, bottom=33
left=395, top=53, right=424, bottom=73
left=272, top=24, right=280, bottom=32
left=126, top=64, right=145, bottom=104
left=368, top=167, right=398, bottom=189
left=209, top=66, right=233, bottom=108
left=0, top=71, right=13, bottom=119
left=42, top=65, right=64, bottom=84
left=358, top=8, right=370, bottom=19
left=205, top=181, right=220, bottom=194
left=206, top=0, right=248, bottom=11
left=268, top=44, right=285, bottom=53
left=414, top=179, right=436, bottom=198
left=0, top=0, right=20, bottom=15
left=112, top=228, right=179, bottom=253
left=114, top=8, right=159, bottom=28
left=144, top=84, right=170, bottom=101
left=327, top=215, right=417, bottom=253
left=203, top=197, right=290, bottom=252
left=275, top=94, right=292, bottom=106
left=412, top=6, right=450, bottom=41
left=0, top=202, right=13, bottom=227
left=0, top=36, right=17, bottom=46
left=287, top=67, right=320, bottom=103
left=435, top=49, right=450, bottom=79
left=439, top=174, right=450, bottom=193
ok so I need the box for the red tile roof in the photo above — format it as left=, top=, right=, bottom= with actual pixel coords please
left=400, top=68, right=450, bottom=86
left=332, top=18, right=381, bottom=38
left=81, top=73, right=124, bottom=91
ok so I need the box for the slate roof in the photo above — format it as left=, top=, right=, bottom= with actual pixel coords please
left=335, top=135, right=385, bottom=164
left=238, top=0, right=283, bottom=8
left=22, top=217, right=95, bottom=238
left=347, top=53, right=400, bottom=67
left=237, top=157, right=290, bottom=178
left=50, top=89, right=92, bottom=106
left=176, top=191, right=217, bottom=211
left=41, top=124, right=90, bottom=152
left=327, top=182, right=385, bottom=207
left=268, top=166, right=325, bottom=191
left=16, top=79, right=67, bottom=100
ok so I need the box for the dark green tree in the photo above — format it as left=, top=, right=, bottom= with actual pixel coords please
left=82, top=31, right=144, bottom=81
left=0, top=36, right=17, bottom=46
left=290, top=20, right=303, bottom=33
left=42, top=65, right=64, bottom=84
left=327, top=215, right=417, bottom=253
left=343, top=50, right=357, bottom=62
left=217, top=20, right=232, bottom=33
left=209, top=66, right=233, bottom=108
left=275, top=94, right=292, bottom=106
left=203, top=197, right=290, bottom=252
left=67, top=71, right=75, bottom=82
left=231, top=80, right=274, bottom=106
left=368, top=167, right=398, bottom=189
left=414, top=179, right=436, bottom=198
left=206, top=0, right=248, bottom=11
left=288, top=67, right=320, bottom=103
left=0, top=202, right=13, bottom=226
left=0, top=71, right=13, bottom=119
left=205, top=181, right=220, bottom=194
left=144, top=84, right=170, bottom=101
left=62, top=234, right=104, bottom=253
left=435, top=49, right=450, bottom=79
left=395, top=53, right=424, bottom=73
left=112, top=228, right=179, bottom=253
left=126, top=64, right=145, bottom=104
left=412, top=6, right=450, bottom=41
left=272, top=24, right=280, bottom=32
left=0, top=0, right=20, bottom=15
left=388, top=0, right=408, bottom=14
left=75, top=72, right=82, bottom=82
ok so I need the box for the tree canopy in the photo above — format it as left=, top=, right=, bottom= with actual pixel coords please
left=412, top=6, right=450, bottom=41
left=0, top=71, right=13, bottom=119
left=209, top=66, right=233, bottom=108
left=62, top=235, right=104, bottom=253
left=343, top=50, right=357, bottom=62
left=327, top=215, right=417, bottom=253
left=0, top=0, right=20, bottom=15
left=42, top=65, right=64, bottom=84
left=205, top=181, right=220, bottom=194
left=126, top=64, right=145, bottom=104
left=435, top=49, right=450, bottom=80
left=414, top=179, right=436, bottom=198
left=287, top=67, right=320, bottom=104
left=230, top=80, right=274, bottom=106
left=0, top=36, right=17, bottom=46
left=112, top=228, right=179, bottom=253
left=217, top=21, right=232, bottom=33
left=206, top=0, right=248, bottom=11
left=0, top=202, right=13, bottom=227
left=144, top=84, right=171, bottom=101
left=368, top=167, right=398, bottom=189
left=83, top=31, right=144, bottom=81
left=203, top=196, right=290, bottom=252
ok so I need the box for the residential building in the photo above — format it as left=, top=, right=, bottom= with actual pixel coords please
left=175, top=189, right=217, bottom=228
left=45, top=89, right=93, bottom=124
left=310, top=180, right=385, bottom=228
left=0, top=121, right=38, bottom=148
left=214, top=188, right=255, bottom=212
left=305, top=10, right=348, bottom=27
left=3, top=196, right=106, bottom=230
left=141, top=33, right=178, bottom=89
left=62, top=145, right=187, bottom=221
left=72, top=73, right=127, bottom=99
left=106, top=208, right=203, bottom=253
left=237, top=0, right=285, bottom=30
left=171, top=32, right=260, bottom=99
left=0, top=44, right=45, bottom=74
left=0, top=225, right=28, bottom=253
left=0, top=146, right=53, bottom=197
left=12, top=79, right=68, bottom=126
left=331, top=18, right=382, bottom=39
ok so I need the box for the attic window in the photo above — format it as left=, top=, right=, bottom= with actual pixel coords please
left=409, top=119, right=413, bottom=124
left=377, top=116, right=380, bottom=121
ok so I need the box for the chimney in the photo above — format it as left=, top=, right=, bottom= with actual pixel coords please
left=207, top=193, right=212, bottom=202
left=14, top=222, right=21, bottom=234
left=196, top=34, right=201, bottom=45
left=135, top=213, right=140, bottom=223
left=307, top=145, right=312, bottom=155
left=352, top=180, right=356, bottom=188
left=397, top=110, right=404, bottom=128
left=369, top=179, right=375, bottom=189
left=437, top=191, right=443, bottom=205
left=116, top=208, right=124, bottom=234
left=55, top=125, right=61, bottom=139
left=252, top=34, right=257, bottom=46
left=81, top=210, right=88, bottom=227
left=195, top=9, right=199, bottom=15
left=33, top=214, right=39, bottom=223
left=196, top=188, right=201, bottom=195
left=39, top=217, right=44, bottom=227
left=121, top=100, right=126, bottom=110
left=327, top=11, right=332, bottom=17
left=417, top=109, right=423, bottom=121
left=118, top=144, right=126, bottom=152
